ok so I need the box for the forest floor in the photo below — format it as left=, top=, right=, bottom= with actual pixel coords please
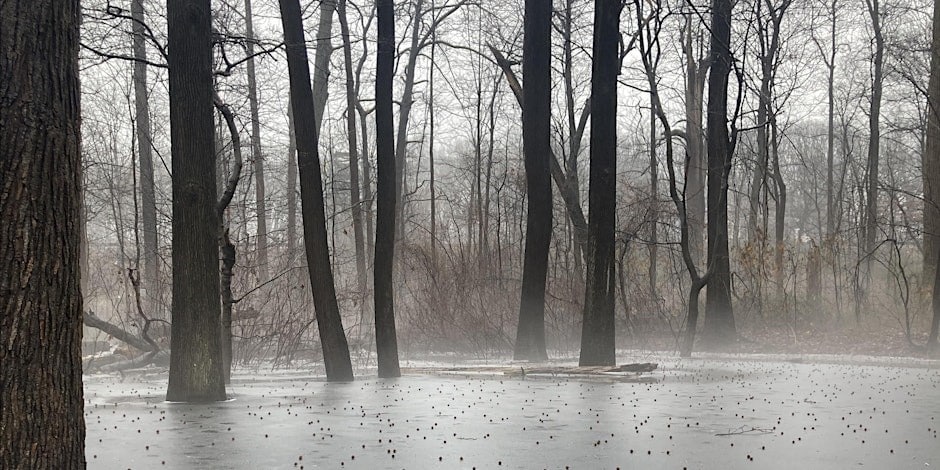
left=84, top=352, right=939, bottom=469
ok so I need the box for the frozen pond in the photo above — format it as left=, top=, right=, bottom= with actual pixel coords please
left=84, top=355, right=940, bottom=469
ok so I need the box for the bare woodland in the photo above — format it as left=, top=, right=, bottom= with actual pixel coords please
left=69, top=0, right=940, bottom=375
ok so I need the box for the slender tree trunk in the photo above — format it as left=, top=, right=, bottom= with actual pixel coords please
left=279, top=0, right=355, bottom=381
left=771, top=117, right=786, bottom=298
left=312, top=0, right=337, bottom=131
left=287, top=106, right=298, bottom=260
left=579, top=0, right=621, bottom=367
left=132, top=0, right=160, bottom=316
left=515, top=0, right=552, bottom=362
left=393, top=0, right=425, bottom=239
left=429, top=30, right=438, bottom=267
left=826, top=0, right=838, bottom=239
left=0, top=0, right=86, bottom=464
left=864, top=0, right=883, bottom=266
left=244, top=0, right=269, bottom=281
left=924, top=0, right=940, bottom=290
left=220, top=230, right=236, bottom=383
left=375, top=0, right=402, bottom=378
left=649, top=103, right=658, bottom=298
left=166, top=0, right=227, bottom=402
left=338, top=0, right=368, bottom=327
left=683, top=15, right=707, bottom=265
left=925, top=0, right=940, bottom=351
left=359, top=106, right=376, bottom=257
left=702, top=0, right=737, bottom=347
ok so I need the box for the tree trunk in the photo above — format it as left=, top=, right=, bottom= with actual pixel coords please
left=338, top=0, right=368, bottom=328
left=375, top=0, right=402, bottom=378
left=0, top=0, right=86, bottom=464
left=279, top=0, right=355, bottom=381
left=649, top=103, right=659, bottom=298
left=825, top=0, right=838, bottom=239
left=683, top=14, right=707, bottom=265
left=244, top=0, right=269, bottom=281
left=132, top=0, right=161, bottom=316
left=312, top=0, right=337, bottom=132
left=220, top=230, right=236, bottom=383
left=393, top=0, right=425, bottom=239
left=864, top=0, right=883, bottom=265
left=286, top=106, right=298, bottom=260
left=514, top=0, right=552, bottom=362
left=579, top=0, right=621, bottom=367
left=926, top=0, right=940, bottom=351
left=924, top=0, right=940, bottom=291
left=166, top=0, right=227, bottom=402
left=702, top=0, right=737, bottom=347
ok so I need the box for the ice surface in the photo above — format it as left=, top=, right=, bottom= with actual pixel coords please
left=84, top=355, right=940, bottom=469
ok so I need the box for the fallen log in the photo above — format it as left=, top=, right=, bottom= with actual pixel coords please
left=83, top=310, right=156, bottom=353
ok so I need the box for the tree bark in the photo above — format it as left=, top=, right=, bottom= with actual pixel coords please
left=286, top=106, right=298, bottom=260
left=0, top=0, right=85, bottom=458
left=244, top=0, right=269, bottom=281
left=132, top=0, right=161, bottom=316
left=514, top=0, right=552, bottom=362
left=312, top=0, right=337, bottom=132
left=579, top=0, right=621, bottom=367
left=279, top=0, right=355, bottom=382
left=683, top=15, right=708, bottom=265
left=375, top=0, right=402, bottom=378
left=166, top=0, right=227, bottom=402
left=393, top=0, right=426, bottom=239
left=702, top=0, right=737, bottom=347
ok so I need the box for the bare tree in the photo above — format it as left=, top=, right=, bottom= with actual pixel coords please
left=244, top=0, right=269, bottom=281
left=279, top=0, right=355, bottom=381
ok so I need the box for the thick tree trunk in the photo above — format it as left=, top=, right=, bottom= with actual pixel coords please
left=132, top=0, right=161, bottom=315
left=702, top=0, right=737, bottom=347
left=514, top=0, right=552, bottom=362
left=279, top=0, right=355, bottom=382
left=338, top=0, right=369, bottom=328
left=244, top=0, right=269, bottom=281
left=375, top=0, right=402, bottom=378
left=0, top=1, right=86, bottom=463
left=166, top=0, right=227, bottom=402
left=579, top=0, right=621, bottom=367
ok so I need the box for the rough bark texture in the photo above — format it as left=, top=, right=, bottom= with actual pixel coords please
left=924, top=0, right=940, bottom=290
left=132, top=0, right=161, bottom=313
left=375, top=0, right=402, bottom=378
left=279, top=0, right=355, bottom=381
left=579, top=0, right=621, bottom=367
left=514, top=0, right=552, bottom=362
left=0, top=0, right=86, bottom=466
left=166, top=0, right=227, bottom=402
left=244, top=0, right=269, bottom=281
left=702, top=0, right=737, bottom=347
left=927, top=0, right=940, bottom=351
